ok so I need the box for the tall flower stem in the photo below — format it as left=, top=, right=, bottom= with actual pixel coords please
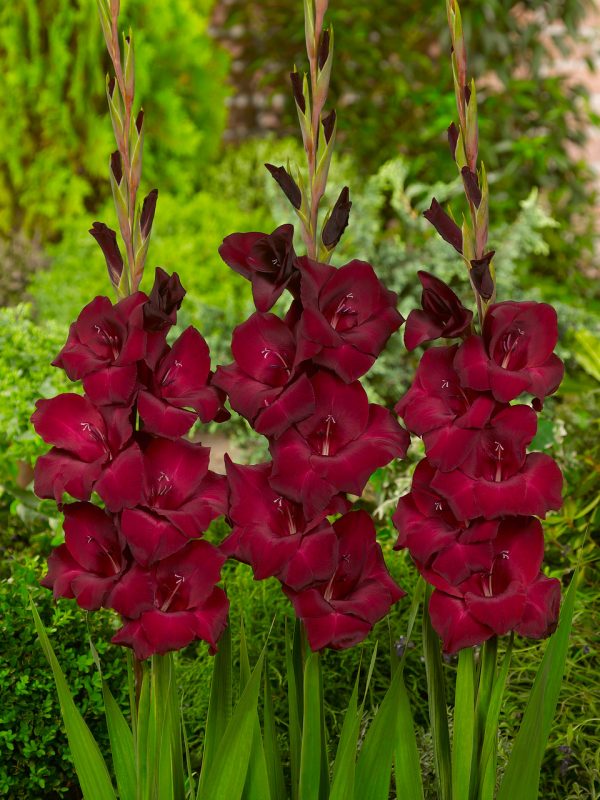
left=95, top=0, right=157, bottom=297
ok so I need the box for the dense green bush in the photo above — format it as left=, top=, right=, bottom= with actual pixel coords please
left=0, top=0, right=228, bottom=238
left=0, top=556, right=129, bottom=800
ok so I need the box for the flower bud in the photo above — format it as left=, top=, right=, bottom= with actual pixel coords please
left=423, top=198, right=463, bottom=254
left=461, top=166, right=481, bottom=207
left=290, top=71, right=306, bottom=114
left=89, top=222, right=124, bottom=288
left=470, top=251, right=495, bottom=300
left=265, top=163, right=302, bottom=209
left=322, top=186, right=351, bottom=248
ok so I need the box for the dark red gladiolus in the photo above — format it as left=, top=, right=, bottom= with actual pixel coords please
left=431, top=452, right=563, bottom=521
left=284, top=510, right=404, bottom=650
left=295, top=257, right=404, bottom=382
left=427, top=517, right=560, bottom=652
left=454, top=301, right=564, bottom=405
left=404, top=271, right=473, bottom=351
left=143, top=267, right=186, bottom=332
left=212, top=312, right=315, bottom=438
left=221, top=458, right=348, bottom=590
left=53, top=294, right=147, bottom=405
left=41, top=502, right=127, bottom=610
left=396, top=345, right=496, bottom=471
left=110, top=541, right=229, bottom=659
left=219, top=224, right=300, bottom=312
left=138, top=326, right=226, bottom=437
left=31, top=393, right=137, bottom=504
left=269, top=371, right=409, bottom=517
left=129, top=437, right=228, bottom=537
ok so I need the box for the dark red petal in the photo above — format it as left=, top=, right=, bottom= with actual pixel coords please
left=137, top=391, right=196, bottom=438
left=429, top=591, right=493, bottom=653
left=303, top=612, right=372, bottom=651
left=33, top=449, right=103, bottom=503
left=254, top=372, right=316, bottom=438
left=95, top=444, right=144, bottom=512
left=108, top=565, right=155, bottom=618
left=120, top=508, right=188, bottom=566
left=31, top=394, right=107, bottom=462
left=516, top=576, right=560, bottom=639
left=465, top=582, right=527, bottom=635
left=454, top=336, right=491, bottom=392
left=143, top=438, right=210, bottom=509
left=404, top=309, right=444, bottom=351
left=41, top=545, right=80, bottom=599
left=63, top=502, right=121, bottom=574
left=219, top=232, right=266, bottom=279
left=83, top=365, right=139, bottom=406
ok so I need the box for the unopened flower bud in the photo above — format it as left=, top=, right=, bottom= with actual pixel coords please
left=423, top=198, right=463, bottom=254
left=89, top=222, right=124, bottom=288
left=290, top=71, right=306, bottom=114
left=322, top=186, right=351, bottom=248
left=265, top=163, right=302, bottom=209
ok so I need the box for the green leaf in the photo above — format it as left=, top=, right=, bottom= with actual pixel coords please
left=423, top=586, right=452, bottom=800
left=199, top=645, right=266, bottom=800
left=355, top=661, right=406, bottom=800
left=286, top=620, right=304, bottom=800
left=89, top=637, right=136, bottom=800
left=394, top=671, right=424, bottom=800
left=329, top=672, right=360, bottom=800
left=30, top=601, right=117, bottom=800
left=478, top=637, right=513, bottom=800
left=263, top=660, right=286, bottom=800
left=240, top=622, right=271, bottom=800
left=136, top=664, right=151, bottom=800
left=299, top=652, right=322, bottom=800
left=496, top=572, right=579, bottom=800
left=452, top=648, right=475, bottom=800
left=198, top=624, right=232, bottom=794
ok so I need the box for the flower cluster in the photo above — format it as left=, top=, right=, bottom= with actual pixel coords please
left=393, top=272, right=564, bottom=653
left=32, top=269, right=231, bottom=660
left=214, top=228, right=409, bottom=650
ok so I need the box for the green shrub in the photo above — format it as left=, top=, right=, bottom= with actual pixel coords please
left=0, top=555, right=129, bottom=800
left=0, top=0, right=229, bottom=238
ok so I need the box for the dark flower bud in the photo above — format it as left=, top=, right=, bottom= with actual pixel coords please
left=461, top=167, right=482, bottom=207
left=135, top=109, right=144, bottom=134
left=110, top=150, right=123, bottom=184
left=107, top=76, right=116, bottom=98
left=140, top=189, right=158, bottom=239
left=290, top=72, right=306, bottom=114
left=322, top=186, right=351, bottom=248
left=448, top=122, right=459, bottom=159
left=322, top=109, right=336, bottom=143
left=423, top=198, right=463, bottom=254
left=144, top=267, right=186, bottom=331
left=464, top=83, right=471, bottom=104
left=265, top=163, right=302, bottom=210
left=318, top=28, right=330, bottom=70
left=89, top=222, right=124, bottom=288
left=470, top=251, right=495, bottom=300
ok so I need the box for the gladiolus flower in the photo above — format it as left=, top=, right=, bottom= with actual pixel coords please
left=41, top=502, right=127, bottom=610
left=110, top=540, right=229, bottom=659
left=404, top=271, right=473, bottom=351
left=454, top=301, right=564, bottom=405
left=294, top=258, right=404, bottom=382
left=284, top=510, right=404, bottom=650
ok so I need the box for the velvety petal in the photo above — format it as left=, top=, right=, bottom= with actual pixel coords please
left=303, top=612, right=373, bottom=651
left=219, top=231, right=267, bottom=280
left=95, top=444, right=144, bottom=512
left=120, top=508, right=188, bottom=566
left=156, top=540, right=227, bottom=608
left=316, top=405, right=409, bottom=496
left=424, top=425, right=481, bottom=471
left=310, top=342, right=376, bottom=383
left=40, top=545, right=80, bottom=599
left=139, top=610, right=198, bottom=655
left=527, top=354, right=565, bottom=403
left=143, top=438, right=210, bottom=509
left=34, top=449, right=103, bottom=503
left=161, top=326, right=211, bottom=391
left=108, top=564, right=155, bottom=618
left=213, top=363, right=280, bottom=423
left=270, top=431, right=337, bottom=518
left=254, top=372, right=316, bottom=438
left=83, top=365, right=139, bottom=406
left=71, top=573, right=118, bottom=611
left=296, top=372, right=370, bottom=446
left=280, top=527, right=339, bottom=591
left=465, top=582, right=527, bottom=635
left=494, top=516, right=544, bottom=584
left=31, top=394, right=107, bottom=462
left=231, top=313, right=296, bottom=386
left=486, top=363, right=532, bottom=403
left=516, top=576, right=561, bottom=639
left=404, top=309, right=444, bottom=351
left=429, top=591, right=494, bottom=653
left=159, top=471, right=228, bottom=537
left=137, top=391, right=197, bottom=438
left=63, top=502, right=121, bottom=574
left=392, top=494, right=458, bottom=561
left=453, top=336, right=491, bottom=391
left=191, top=587, right=230, bottom=650
left=431, top=541, right=493, bottom=585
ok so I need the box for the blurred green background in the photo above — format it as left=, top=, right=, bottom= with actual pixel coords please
left=0, top=0, right=599, bottom=798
